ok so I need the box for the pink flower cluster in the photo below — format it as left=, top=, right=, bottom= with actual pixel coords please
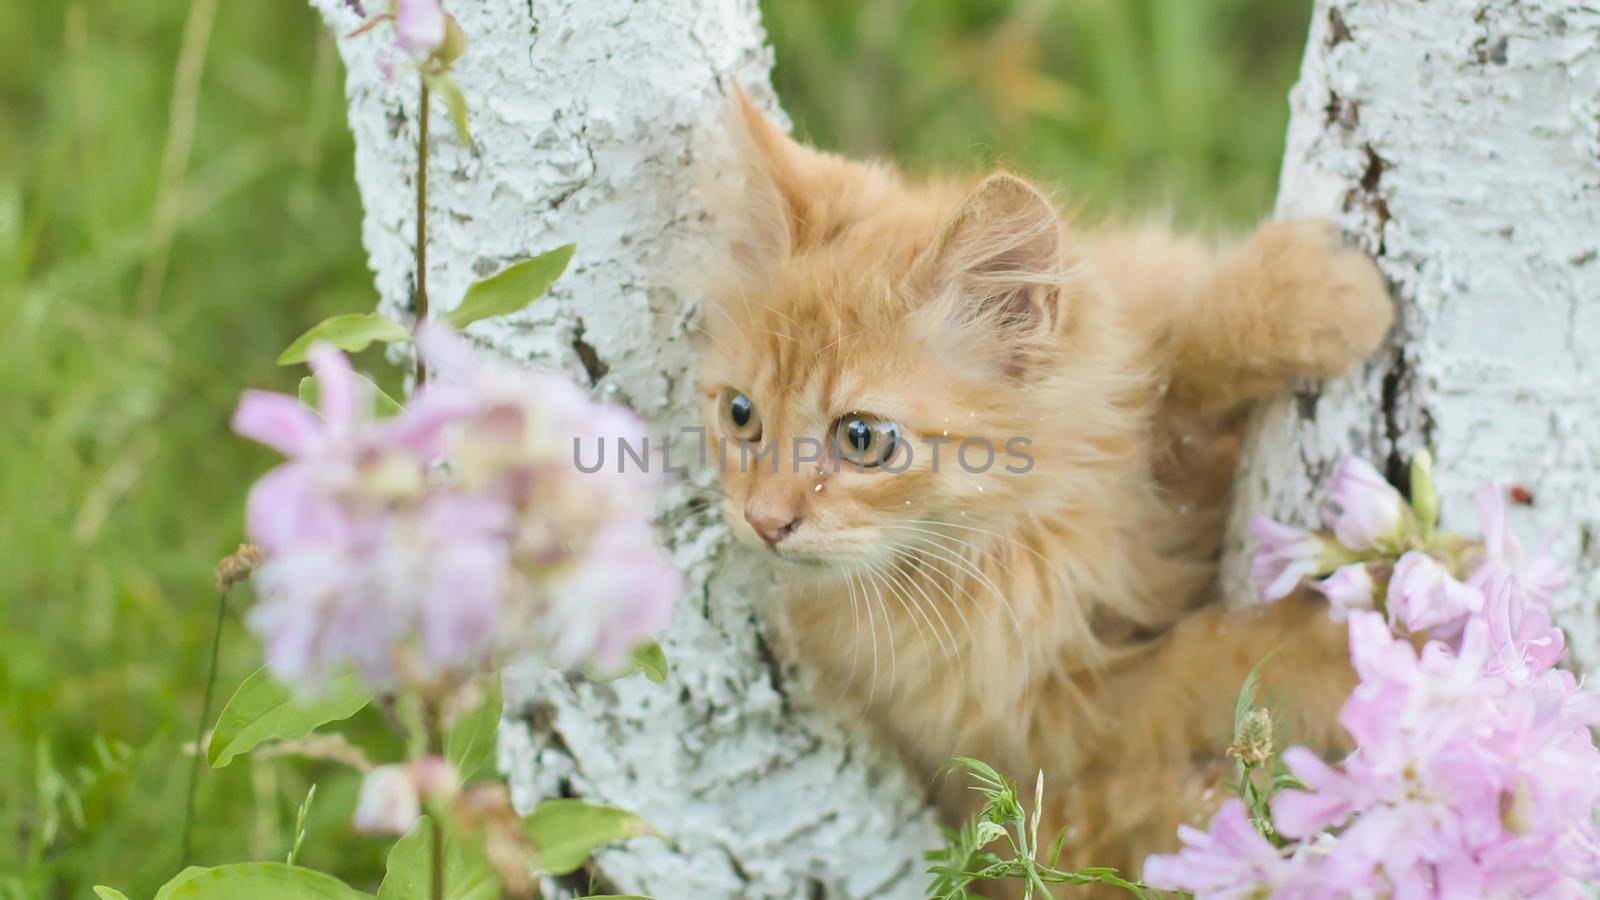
left=1147, top=458, right=1600, bottom=898
left=233, top=336, right=679, bottom=692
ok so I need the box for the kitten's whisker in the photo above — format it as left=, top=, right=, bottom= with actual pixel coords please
left=856, top=564, right=882, bottom=708
left=888, top=542, right=980, bottom=653
left=901, top=517, right=1067, bottom=582
left=886, top=548, right=963, bottom=675
left=880, top=553, right=957, bottom=684
left=745, top=296, right=801, bottom=329
left=839, top=563, right=864, bottom=698
left=861, top=561, right=899, bottom=696
left=864, top=556, right=928, bottom=684
left=732, top=283, right=759, bottom=332
left=812, top=330, right=861, bottom=360
left=886, top=528, right=1032, bottom=686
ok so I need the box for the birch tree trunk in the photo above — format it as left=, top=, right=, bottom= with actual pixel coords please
left=309, top=1, right=939, bottom=897
left=1227, top=0, right=1600, bottom=672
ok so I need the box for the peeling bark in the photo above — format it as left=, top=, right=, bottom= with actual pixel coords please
left=308, top=1, right=939, bottom=896
left=1227, top=1, right=1600, bottom=675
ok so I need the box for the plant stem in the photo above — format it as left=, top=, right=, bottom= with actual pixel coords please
left=181, top=587, right=229, bottom=867
left=426, top=698, right=445, bottom=900
left=431, top=813, right=445, bottom=900
left=414, top=73, right=431, bottom=389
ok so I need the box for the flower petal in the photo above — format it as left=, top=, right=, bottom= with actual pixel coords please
left=308, top=344, right=362, bottom=432
left=233, top=390, right=322, bottom=457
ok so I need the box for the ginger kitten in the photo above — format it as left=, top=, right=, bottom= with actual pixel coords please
left=696, top=93, right=1393, bottom=885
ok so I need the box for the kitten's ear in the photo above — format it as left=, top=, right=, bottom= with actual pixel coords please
left=924, top=173, right=1061, bottom=336
left=724, top=87, right=815, bottom=269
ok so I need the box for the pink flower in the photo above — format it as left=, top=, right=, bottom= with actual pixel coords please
left=1470, top=485, right=1565, bottom=605
left=1268, top=611, right=1600, bottom=894
left=1323, top=457, right=1408, bottom=551
left=393, top=0, right=446, bottom=57
left=419, top=328, right=680, bottom=671
left=1315, top=563, right=1375, bottom=622
left=1385, top=551, right=1481, bottom=641
left=234, top=339, right=682, bottom=691
left=1464, top=484, right=1568, bottom=685
left=235, top=346, right=490, bottom=688
left=1168, top=461, right=1600, bottom=898
left=1251, top=515, right=1328, bottom=601
left=540, top=521, right=682, bottom=670
left=1143, top=800, right=1294, bottom=898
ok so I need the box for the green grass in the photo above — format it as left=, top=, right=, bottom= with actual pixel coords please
left=766, top=0, right=1311, bottom=226
left=0, top=0, right=1308, bottom=896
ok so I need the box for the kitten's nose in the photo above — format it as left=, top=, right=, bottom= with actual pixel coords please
left=744, top=500, right=800, bottom=546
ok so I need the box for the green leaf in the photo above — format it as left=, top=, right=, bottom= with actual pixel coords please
left=443, top=244, right=575, bottom=330
left=298, top=373, right=403, bottom=417
left=523, top=799, right=651, bottom=876
left=629, top=642, right=668, bottom=684
left=590, top=641, right=669, bottom=684
left=208, top=667, right=372, bottom=768
left=153, top=863, right=369, bottom=899
left=277, top=313, right=411, bottom=365
left=425, top=71, right=473, bottom=147
left=377, top=816, right=500, bottom=900
left=93, top=888, right=131, bottom=900
left=444, top=674, right=503, bottom=782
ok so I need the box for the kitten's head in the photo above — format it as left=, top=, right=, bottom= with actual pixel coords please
left=696, top=92, right=1130, bottom=575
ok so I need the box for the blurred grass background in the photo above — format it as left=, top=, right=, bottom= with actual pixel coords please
left=0, top=0, right=1309, bottom=895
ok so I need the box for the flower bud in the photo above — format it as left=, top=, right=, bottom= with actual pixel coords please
left=1228, top=708, right=1274, bottom=768
left=353, top=765, right=420, bottom=834
left=394, top=0, right=446, bottom=58
left=1325, top=457, right=1408, bottom=551
left=410, top=755, right=462, bottom=802
left=1410, top=450, right=1439, bottom=538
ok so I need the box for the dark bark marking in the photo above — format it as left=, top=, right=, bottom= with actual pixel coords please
left=571, top=317, right=610, bottom=386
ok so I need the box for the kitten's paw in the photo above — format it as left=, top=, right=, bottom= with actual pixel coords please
left=1248, top=219, right=1394, bottom=378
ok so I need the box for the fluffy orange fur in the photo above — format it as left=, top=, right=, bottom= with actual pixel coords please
left=695, top=92, right=1393, bottom=888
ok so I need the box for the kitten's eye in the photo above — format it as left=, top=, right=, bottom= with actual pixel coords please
left=834, top=414, right=900, bottom=468
left=719, top=388, right=762, bottom=441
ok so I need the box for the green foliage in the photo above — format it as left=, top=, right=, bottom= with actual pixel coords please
left=764, top=0, right=1311, bottom=227
left=287, top=784, right=317, bottom=866
left=592, top=641, right=670, bottom=684
left=444, top=675, right=503, bottom=783
left=93, top=888, right=131, bottom=900
left=0, top=0, right=395, bottom=891
left=443, top=244, right=575, bottom=330
left=628, top=642, right=669, bottom=684
left=423, top=71, right=474, bottom=148
left=153, top=863, right=370, bottom=899
left=298, top=372, right=403, bottom=417
left=208, top=667, right=372, bottom=768
left=523, top=799, right=652, bottom=876
left=277, top=312, right=411, bottom=365
left=926, top=758, right=1153, bottom=899
left=376, top=817, right=500, bottom=900
left=1228, top=651, right=1302, bottom=843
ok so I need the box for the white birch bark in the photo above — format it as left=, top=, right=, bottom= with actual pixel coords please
left=308, top=1, right=940, bottom=897
left=1227, top=1, right=1600, bottom=673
